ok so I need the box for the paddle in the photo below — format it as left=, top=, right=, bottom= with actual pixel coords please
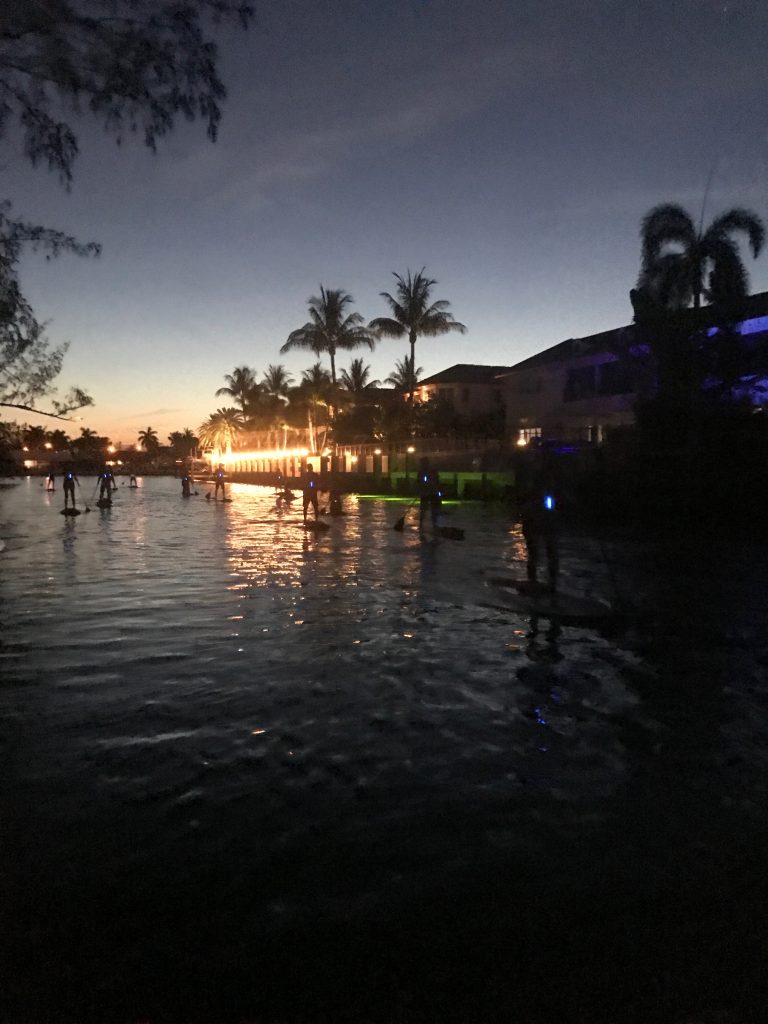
left=393, top=499, right=418, bottom=532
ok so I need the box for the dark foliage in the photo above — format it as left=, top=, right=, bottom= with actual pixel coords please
left=0, top=1, right=251, bottom=417
left=0, top=202, right=97, bottom=416
left=0, top=0, right=253, bottom=185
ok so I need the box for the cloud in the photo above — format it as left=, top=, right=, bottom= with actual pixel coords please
left=199, top=33, right=574, bottom=213
left=126, top=408, right=183, bottom=420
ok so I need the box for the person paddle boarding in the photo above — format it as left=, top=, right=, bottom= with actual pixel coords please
left=518, top=446, right=560, bottom=592
left=63, top=466, right=78, bottom=510
left=181, top=468, right=193, bottom=496
left=45, top=470, right=55, bottom=491
left=302, top=465, right=320, bottom=523
left=129, top=475, right=138, bottom=488
left=417, top=457, right=442, bottom=530
left=213, top=463, right=226, bottom=500
left=98, top=466, right=115, bottom=501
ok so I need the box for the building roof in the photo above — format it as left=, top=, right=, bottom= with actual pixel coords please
left=500, top=289, right=768, bottom=376
left=503, top=327, right=633, bottom=374
left=417, top=363, right=515, bottom=386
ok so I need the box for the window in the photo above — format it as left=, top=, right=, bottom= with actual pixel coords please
left=564, top=365, right=596, bottom=401
left=517, top=427, right=542, bottom=445
left=597, top=360, right=633, bottom=395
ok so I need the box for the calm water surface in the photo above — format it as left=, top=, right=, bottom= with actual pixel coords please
left=1, top=477, right=766, bottom=1023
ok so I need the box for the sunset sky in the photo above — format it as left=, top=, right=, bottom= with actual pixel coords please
left=6, top=0, right=768, bottom=443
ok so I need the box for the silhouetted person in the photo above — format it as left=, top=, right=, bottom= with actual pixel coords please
left=213, top=463, right=226, bottom=500
left=63, top=467, right=78, bottom=509
left=417, top=457, right=442, bottom=529
left=98, top=467, right=115, bottom=500
left=302, top=466, right=319, bottom=522
left=129, top=475, right=138, bottom=488
left=329, top=491, right=343, bottom=516
left=45, top=471, right=55, bottom=491
left=518, top=448, right=560, bottom=591
left=181, top=469, right=192, bottom=496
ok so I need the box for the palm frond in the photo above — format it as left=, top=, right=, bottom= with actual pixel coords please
left=369, top=316, right=406, bottom=338
left=704, top=237, right=749, bottom=308
left=419, top=312, right=467, bottom=336
left=280, top=324, right=322, bottom=355
left=640, top=203, right=696, bottom=265
left=706, top=208, right=765, bottom=259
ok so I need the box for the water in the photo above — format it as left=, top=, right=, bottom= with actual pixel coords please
left=1, top=477, right=767, bottom=1023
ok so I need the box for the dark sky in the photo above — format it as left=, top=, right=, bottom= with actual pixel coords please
left=6, top=0, right=768, bottom=442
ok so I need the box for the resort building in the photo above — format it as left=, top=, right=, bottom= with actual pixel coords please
left=414, top=364, right=513, bottom=416
left=499, top=290, right=768, bottom=445
left=499, top=327, right=636, bottom=445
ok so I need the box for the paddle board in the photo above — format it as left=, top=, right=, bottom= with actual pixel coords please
left=303, top=520, right=330, bottom=532
left=438, top=525, right=464, bottom=540
left=96, top=498, right=112, bottom=509
left=60, top=508, right=81, bottom=517
left=487, top=577, right=615, bottom=622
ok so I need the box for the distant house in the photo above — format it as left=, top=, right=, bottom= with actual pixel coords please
left=499, top=291, right=768, bottom=444
left=415, top=364, right=514, bottom=416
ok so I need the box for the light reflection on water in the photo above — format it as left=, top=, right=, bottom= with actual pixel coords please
left=1, top=477, right=636, bottom=817
left=1, top=475, right=767, bottom=1019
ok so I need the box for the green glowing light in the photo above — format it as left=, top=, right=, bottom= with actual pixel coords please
left=356, top=494, right=462, bottom=505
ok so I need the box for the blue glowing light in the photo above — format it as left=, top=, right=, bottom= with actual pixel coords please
left=708, top=314, right=768, bottom=338
left=544, top=495, right=555, bottom=511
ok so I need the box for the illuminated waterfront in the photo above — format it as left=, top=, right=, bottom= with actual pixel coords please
left=1, top=478, right=766, bottom=1023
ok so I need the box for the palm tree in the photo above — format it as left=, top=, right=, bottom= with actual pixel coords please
left=281, top=287, right=376, bottom=386
left=23, top=425, right=48, bottom=448
left=49, top=428, right=71, bottom=451
left=71, top=427, right=107, bottom=458
left=255, top=365, right=294, bottom=449
left=137, top=426, right=159, bottom=453
left=215, top=366, right=260, bottom=414
left=369, top=268, right=465, bottom=402
left=262, top=363, right=294, bottom=400
left=637, top=203, right=765, bottom=311
left=180, top=427, right=198, bottom=452
left=385, top=354, right=423, bottom=394
left=198, top=407, right=244, bottom=455
left=168, top=429, right=198, bottom=458
left=340, top=358, right=380, bottom=393
left=294, top=363, right=332, bottom=453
